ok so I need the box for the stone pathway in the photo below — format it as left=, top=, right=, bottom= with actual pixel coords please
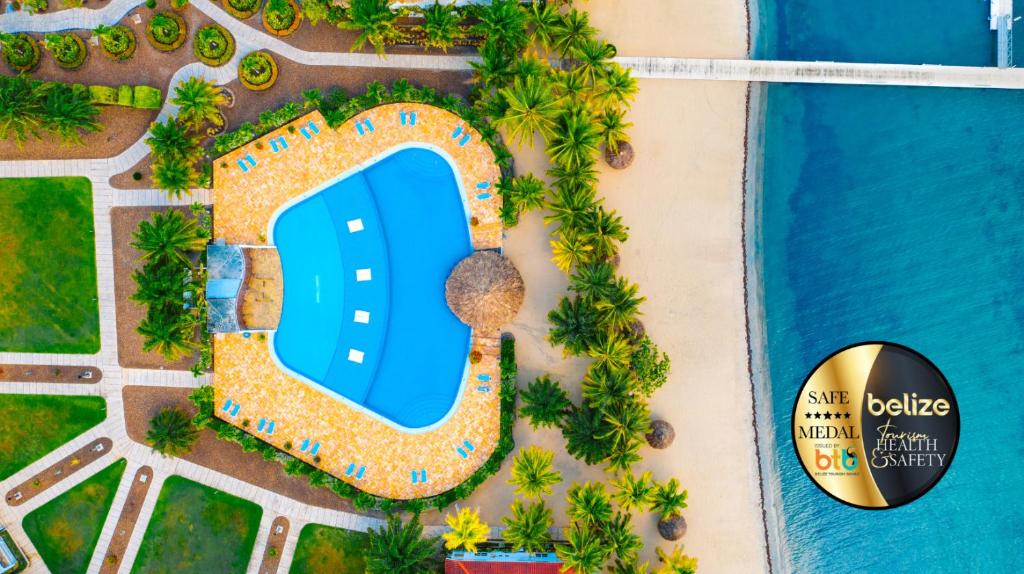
left=93, top=464, right=152, bottom=574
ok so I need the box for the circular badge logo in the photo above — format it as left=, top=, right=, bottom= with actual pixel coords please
left=792, top=342, right=959, bottom=509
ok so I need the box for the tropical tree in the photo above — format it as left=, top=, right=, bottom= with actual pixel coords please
left=300, top=0, right=332, bottom=26
left=548, top=160, right=599, bottom=192
left=420, top=2, right=464, bottom=52
left=581, top=364, right=632, bottom=411
left=548, top=105, right=602, bottom=169
left=520, top=375, right=572, bottom=429
left=495, top=74, right=562, bottom=147
left=131, top=209, right=205, bottom=264
left=341, top=0, right=406, bottom=56
left=595, top=63, right=639, bottom=110
left=566, top=482, right=612, bottom=527
left=146, top=406, right=198, bottom=456
left=442, top=507, right=489, bottom=552
left=138, top=311, right=195, bottom=359
left=596, top=276, right=645, bottom=331
left=587, top=331, right=634, bottom=370
left=131, top=261, right=188, bottom=307
left=502, top=499, right=553, bottom=552
left=526, top=0, right=560, bottom=51
left=556, top=523, right=609, bottom=574
left=550, top=228, right=594, bottom=272
left=600, top=399, right=650, bottom=458
left=0, top=74, right=46, bottom=145
left=562, top=405, right=614, bottom=465
left=598, top=108, right=632, bottom=154
left=472, top=0, right=528, bottom=54
left=551, top=66, right=591, bottom=103
left=41, top=83, right=102, bottom=145
left=551, top=8, right=596, bottom=57
left=152, top=157, right=199, bottom=199
left=547, top=295, right=601, bottom=356
left=612, top=559, right=652, bottom=574
left=146, top=117, right=200, bottom=162
left=172, top=76, right=226, bottom=131
left=545, top=184, right=599, bottom=230
left=509, top=446, right=562, bottom=499
left=652, top=478, right=689, bottom=521
left=364, top=513, right=441, bottom=574
left=569, top=261, right=615, bottom=302
left=611, top=471, right=656, bottom=512
left=471, top=40, right=515, bottom=91
left=504, top=173, right=549, bottom=217
left=605, top=512, right=643, bottom=563
left=654, top=546, right=698, bottom=574
left=575, top=39, right=616, bottom=85
left=631, top=336, right=672, bottom=397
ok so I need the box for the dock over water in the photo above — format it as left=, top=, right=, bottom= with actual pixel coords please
left=991, top=0, right=1014, bottom=68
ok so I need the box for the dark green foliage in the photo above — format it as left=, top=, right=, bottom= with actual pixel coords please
left=631, top=335, right=671, bottom=398
left=520, top=375, right=571, bottom=429
left=146, top=407, right=198, bottom=456
left=0, top=75, right=101, bottom=146
left=364, top=513, right=440, bottom=574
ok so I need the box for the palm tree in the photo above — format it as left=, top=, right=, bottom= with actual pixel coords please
left=654, top=546, right=698, bottom=574
left=495, top=74, right=562, bottom=147
left=612, top=559, right=652, bottom=574
left=585, top=207, right=628, bottom=261
left=544, top=184, right=599, bottom=230
left=652, top=478, right=689, bottom=521
left=420, top=1, right=464, bottom=52
left=600, top=398, right=651, bottom=453
left=131, top=261, right=188, bottom=307
left=550, top=228, right=594, bottom=272
left=132, top=209, right=205, bottom=264
left=569, top=260, right=614, bottom=302
left=587, top=331, right=634, bottom=370
left=596, top=277, right=645, bottom=331
left=41, top=83, right=101, bottom=145
left=138, top=311, right=195, bottom=359
left=551, top=8, right=596, bottom=57
left=596, top=63, right=639, bottom=110
left=611, top=471, right=656, bottom=512
left=146, top=406, right=198, bottom=456
left=547, top=295, right=601, bottom=356
left=548, top=160, right=598, bottom=192
left=502, top=499, right=552, bottom=552
left=172, top=77, right=226, bottom=131
left=0, top=74, right=46, bottom=145
left=364, top=513, right=441, bottom=574
left=507, top=173, right=549, bottom=213
left=556, top=523, right=609, bottom=574
left=562, top=404, right=614, bottom=465
left=519, top=375, right=572, bottom=429
left=472, top=0, right=528, bottom=53
left=509, top=446, right=562, bottom=499
left=341, top=0, right=406, bottom=57
left=598, top=108, right=632, bottom=154
left=605, top=512, right=643, bottom=564
left=527, top=0, right=560, bottom=52
left=548, top=105, right=602, bottom=169
left=442, top=507, right=489, bottom=552
left=581, top=364, right=632, bottom=411
left=146, top=118, right=200, bottom=162
left=470, top=40, right=514, bottom=91
left=551, top=66, right=591, bottom=103
left=566, top=482, right=612, bottom=527
left=152, top=157, right=199, bottom=199
left=575, top=39, right=616, bottom=86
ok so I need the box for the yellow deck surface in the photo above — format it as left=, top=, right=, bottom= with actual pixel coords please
left=211, top=105, right=504, bottom=499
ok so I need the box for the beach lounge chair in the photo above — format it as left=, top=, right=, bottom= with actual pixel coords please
left=278, top=136, right=289, bottom=149
left=308, top=121, right=320, bottom=134
left=464, top=440, right=475, bottom=452
left=300, top=126, right=312, bottom=140
left=300, top=439, right=310, bottom=452
left=257, top=418, right=266, bottom=432
left=477, top=385, right=491, bottom=392
left=345, top=463, right=356, bottom=476
left=421, top=470, right=428, bottom=483
left=451, top=126, right=463, bottom=139
left=355, top=466, right=366, bottom=480
left=221, top=399, right=233, bottom=412
left=363, top=119, right=374, bottom=133
left=230, top=403, right=241, bottom=417
left=356, top=123, right=365, bottom=136
left=411, top=470, right=419, bottom=484
left=476, top=181, right=491, bottom=190
left=245, top=154, right=257, bottom=168
left=459, top=133, right=471, bottom=146
left=310, top=442, right=321, bottom=456
left=400, top=111, right=407, bottom=125
left=237, top=160, right=249, bottom=173
left=457, top=447, right=468, bottom=459
left=477, top=374, right=491, bottom=382
left=410, top=111, right=417, bottom=125
left=267, top=421, right=276, bottom=435
left=477, top=192, right=492, bottom=200
left=270, top=138, right=280, bottom=153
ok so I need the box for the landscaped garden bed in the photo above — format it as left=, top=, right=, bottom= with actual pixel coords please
left=1, top=33, right=41, bottom=72
left=43, top=32, right=88, bottom=70
left=5, top=438, right=114, bottom=507
left=130, top=476, right=262, bottom=574
left=289, top=524, right=369, bottom=574
left=0, top=394, right=106, bottom=481
left=0, top=364, right=101, bottom=384
left=238, top=50, right=277, bottom=91
left=261, top=0, right=301, bottom=36
left=193, top=23, right=235, bottom=66
left=94, top=24, right=136, bottom=61
left=222, top=0, right=260, bottom=20
left=97, top=466, right=153, bottom=574
left=0, top=177, right=100, bottom=353
left=22, top=459, right=126, bottom=574
left=145, top=11, right=188, bottom=52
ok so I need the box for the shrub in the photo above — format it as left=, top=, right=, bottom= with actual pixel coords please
left=193, top=24, right=235, bottom=66
left=238, top=51, right=278, bottom=91
left=223, top=0, right=261, bottom=19
left=132, top=85, right=164, bottom=110
left=1, top=33, right=42, bottom=72
left=43, top=33, right=87, bottom=70
left=146, top=12, right=188, bottom=52
left=117, top=85, right=134, bottom=106
left=88, top=85, right=118, bottom=105
left=94, top=25, right=136, bottom=61
left=132, top=172, right=143, bottom=181
left=262, top=0, right=301, bottom=35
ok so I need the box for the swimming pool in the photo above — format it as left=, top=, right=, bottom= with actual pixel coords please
left=271, top=146, right=473, bottom=430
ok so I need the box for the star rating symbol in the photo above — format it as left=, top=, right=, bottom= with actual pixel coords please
left=805, top=412, right=812, bottom=419
left=814, top=412, right=822, bottom=419
left=823, top=411, right=833, bottom=420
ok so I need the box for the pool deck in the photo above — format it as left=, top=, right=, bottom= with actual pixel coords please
left=211, top=105, right=504, bottom=499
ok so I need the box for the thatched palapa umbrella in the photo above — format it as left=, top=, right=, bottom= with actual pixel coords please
left=445, top=250, right=525, bottom=331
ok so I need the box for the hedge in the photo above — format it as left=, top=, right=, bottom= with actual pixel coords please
left=133, top=85, right=163, bottom=110
left=2, top=33, right=41, bottom=73
left=193, top=24, right=236, bottom=67
left=145, top=11, right=188, bottom=52
left=117, top=85, right=133, bottom=106
left=189, top=334, right=518, bottom=511
left=87, top=83, right=163, bottom=109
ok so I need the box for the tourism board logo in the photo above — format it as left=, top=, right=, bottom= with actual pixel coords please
left=791, top=342, right=959, bottom=509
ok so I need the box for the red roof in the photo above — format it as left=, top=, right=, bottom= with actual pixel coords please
left=445, top=559, right=571, bottom=574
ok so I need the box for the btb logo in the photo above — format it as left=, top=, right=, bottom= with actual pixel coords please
left=815, top=447, right=859, bottom=471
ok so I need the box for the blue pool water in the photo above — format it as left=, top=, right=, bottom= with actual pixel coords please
left=756, top=1, right=1024, bottom=571
left=273, top=147, right=472, bottom=429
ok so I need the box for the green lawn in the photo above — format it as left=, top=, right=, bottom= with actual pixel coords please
left=0, top=177, right=99, bottom=353
left=22, top=458, right=127, bottom=574
left=0, top=394, right=107, bottom=480
left=289, top=524, right=369, bottom=574
left=131, top=476, right=263, bottom=574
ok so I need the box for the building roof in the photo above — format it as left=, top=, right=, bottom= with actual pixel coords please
left=445, top=551, right=570, bottom=574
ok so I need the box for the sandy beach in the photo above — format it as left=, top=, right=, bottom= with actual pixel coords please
left=454, top=1, right=770, bottom=571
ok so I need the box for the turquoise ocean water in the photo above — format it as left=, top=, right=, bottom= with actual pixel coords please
left=755, top=1, right=1024, bottom=571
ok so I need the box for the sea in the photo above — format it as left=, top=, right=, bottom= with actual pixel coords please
left=752, top=0, right=1024, bottom=571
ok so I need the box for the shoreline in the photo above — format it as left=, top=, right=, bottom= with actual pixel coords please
left=743, top=0, right=789, bottom=571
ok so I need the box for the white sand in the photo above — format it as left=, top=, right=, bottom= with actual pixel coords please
left=447, top=2, right=769, bottom=572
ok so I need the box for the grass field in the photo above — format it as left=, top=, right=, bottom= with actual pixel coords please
left=0, top=177, right=99, bottom=353
left=289, top=524, right=370, bottom=574
left=0, top=394, right=107, bottom=481
left=22, top=459, right=127, bottom=574
left=131, top=476, right=263, bottom=574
